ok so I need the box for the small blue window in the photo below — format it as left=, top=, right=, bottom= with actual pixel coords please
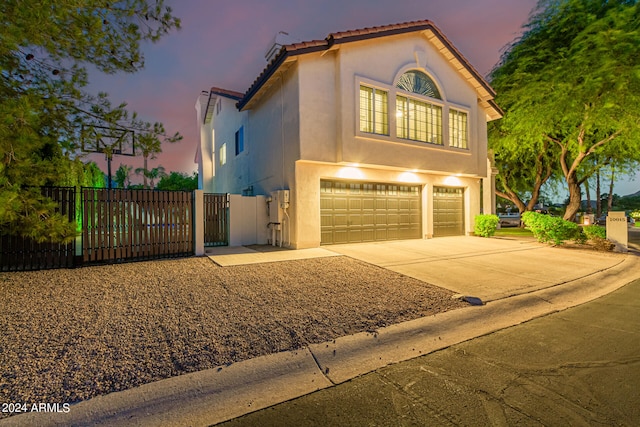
left=235, top=126, right=244, bottom=155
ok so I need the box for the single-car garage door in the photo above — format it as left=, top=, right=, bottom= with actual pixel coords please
left=433, top=187, right=464, bottom=237
left=320, top=180, right=421, bottom=245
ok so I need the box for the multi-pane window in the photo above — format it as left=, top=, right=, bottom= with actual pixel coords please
left=449, top=109, right=468, bottom=149
left=359, top=85, right=388, bottom=135
left=396, top=95, right=442, bottom=144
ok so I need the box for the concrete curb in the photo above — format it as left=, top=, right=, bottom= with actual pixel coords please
left=0, top=349, right=332, bottom=427
left=3, top=256, right=639, bottom=427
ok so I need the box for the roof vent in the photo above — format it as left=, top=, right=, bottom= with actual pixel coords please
left=265, top=31, right=299, bottom=63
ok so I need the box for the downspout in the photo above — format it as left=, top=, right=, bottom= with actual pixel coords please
left=279, top=71, right=287, bottom=247
left=280, top=71, right=285, bottom=189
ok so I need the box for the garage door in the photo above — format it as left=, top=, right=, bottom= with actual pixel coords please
left=320, top=180, right=421, bottom=245
left=433, top=187, right=464, bottom=237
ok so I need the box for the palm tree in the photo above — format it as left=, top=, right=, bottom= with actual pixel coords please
left=135, top=132, right=162, bottom=189
left=135, top=165, right=166, bottom=189
left=147, top=166, right=166, bottom=189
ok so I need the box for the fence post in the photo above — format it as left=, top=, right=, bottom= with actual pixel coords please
left=193, top=190, right=205, bottom=256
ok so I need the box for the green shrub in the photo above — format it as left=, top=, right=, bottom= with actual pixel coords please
left=521, top=211, right=584, bottom=245
left=474, top=214, right=500, bottom=237
left=582, top=224, right=613, bottom=250
left=583, top=225, right=606, bottom=240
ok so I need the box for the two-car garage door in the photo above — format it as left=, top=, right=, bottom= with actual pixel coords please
left=320, top=180, right=421, bottom=245
left=320, top=180, right=465, bottom=244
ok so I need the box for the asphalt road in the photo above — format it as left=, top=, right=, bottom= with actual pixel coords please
left=220, top=277, right=640, bottom=426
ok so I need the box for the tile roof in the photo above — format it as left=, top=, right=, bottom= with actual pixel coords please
left=202, top=87, right=245, bottom=124
left=223, top=20, right=500, bottom=119
left=209, top=87, right=244, bottom=101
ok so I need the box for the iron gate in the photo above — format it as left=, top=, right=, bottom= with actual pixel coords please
left=203, top=193, right=229, bottom=246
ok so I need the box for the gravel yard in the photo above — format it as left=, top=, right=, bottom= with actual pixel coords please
left=0, top=255, right=466, bottom=416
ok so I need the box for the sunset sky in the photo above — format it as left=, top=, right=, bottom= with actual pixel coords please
left=86, top=0, right=637, bottom=196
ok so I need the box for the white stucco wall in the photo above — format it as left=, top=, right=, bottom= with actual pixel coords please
left=195, top=93, right=213, bottom=193
left=243, top=64, right=300, bottom=196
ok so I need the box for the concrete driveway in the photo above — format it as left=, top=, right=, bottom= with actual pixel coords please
left=327, top=236, right=626, bottom=302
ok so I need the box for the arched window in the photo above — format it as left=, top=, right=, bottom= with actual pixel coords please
left=395, top=71, right=443, bottom=144
left=396, top=70, right=441, bottom=99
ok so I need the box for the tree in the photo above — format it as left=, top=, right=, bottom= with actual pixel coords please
left=488, top=131, right=556, bottom=213
left=156, top=171, right=198, bottom=191
left=1, top=0, right=181, bottom=242
left=135, top=127, right=164, bottom=189
left=114, top=164, right=133, bottom=189
left=489, top=0, right=640, bottom=220
left=135, top=165, right=166, bottom=189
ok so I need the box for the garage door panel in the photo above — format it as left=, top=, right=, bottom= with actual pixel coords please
left=375, top=228, right=388, bottom=240
left=362, top=198, right=375, bottom=210
left=320, top=198, right=333, bottom=210
left=361, top=229, right=375, bottom=241
left=348, top=214, right=362, bottom=226
left=333, top=214, right=348, bottom=227
left=321, top=230, right=333, bottom=243
left=385, top=227, right=398, bottom=240
left=320, top=214, right=334, bottom=227
left=348, top=229, right=362, bottom=242
left=375, top=213, right=388, bottom=224
left=333, top=198, right=348, bottom=210
left=362, top=213, right=375, bottom=226
left=333, top=229, right=348, bottom=244
left=349, top=198, right=362, bottom=210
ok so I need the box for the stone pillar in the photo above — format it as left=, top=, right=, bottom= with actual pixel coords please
left=606, top=211, right=628, bottom=253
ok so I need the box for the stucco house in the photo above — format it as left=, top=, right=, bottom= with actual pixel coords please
left=195, top=20, right=502, bottom=249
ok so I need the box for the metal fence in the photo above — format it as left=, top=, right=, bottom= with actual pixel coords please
left=0, top=187, right=76, bottom=272
left=1, top=188, right=232, bottom=271
left=204, top=193, right=229, bottom=246
left=82, top=188, right=194, bottom=264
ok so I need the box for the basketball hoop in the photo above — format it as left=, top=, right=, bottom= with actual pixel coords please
left=82, top=125, right=136, bottom=189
